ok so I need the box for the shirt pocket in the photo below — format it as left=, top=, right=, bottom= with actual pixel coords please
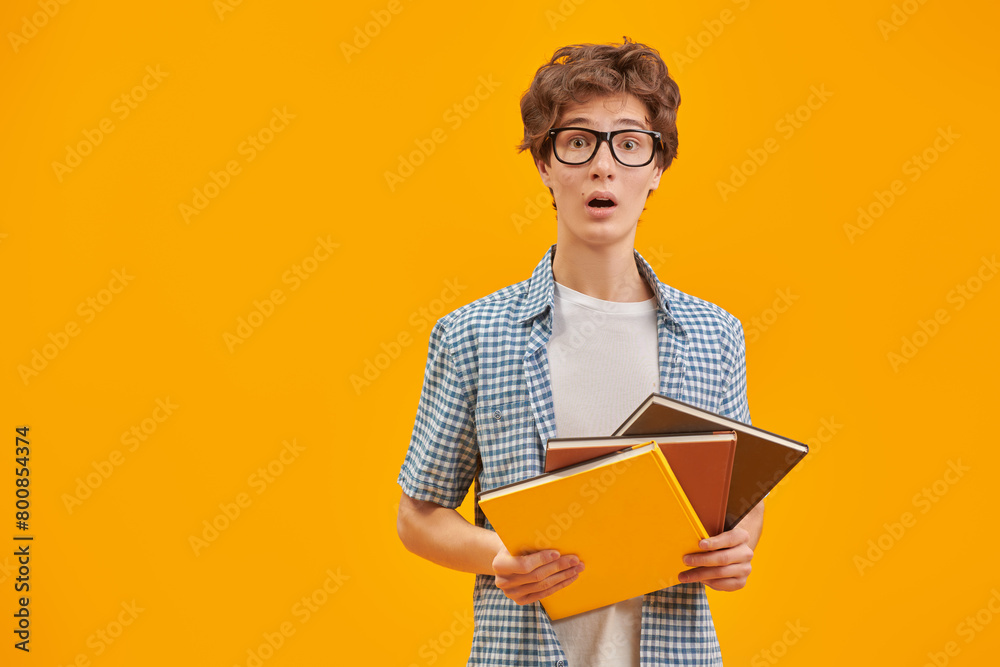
left=474, top=401, right=544, bottom=493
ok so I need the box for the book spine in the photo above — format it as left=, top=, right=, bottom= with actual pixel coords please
left=650, top=447, right=709, bottom=540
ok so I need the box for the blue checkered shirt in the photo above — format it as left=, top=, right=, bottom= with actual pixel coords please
left=398, top=245, right=751, bottom=666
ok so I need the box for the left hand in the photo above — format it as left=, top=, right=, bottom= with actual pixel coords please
left=678, top=527, right=754, bottom=591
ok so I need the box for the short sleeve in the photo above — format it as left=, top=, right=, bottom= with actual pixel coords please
left=397, top=318, right=479, bottom=508
left=717, top=317, right=751, bottom=426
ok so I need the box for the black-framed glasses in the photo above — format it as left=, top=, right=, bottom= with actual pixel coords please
left=548, top=127, right=661, bottom=167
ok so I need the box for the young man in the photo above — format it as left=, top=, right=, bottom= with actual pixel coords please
left=397, top=39, right=762, bottom=666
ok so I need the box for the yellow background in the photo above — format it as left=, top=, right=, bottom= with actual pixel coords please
left=2, top=0, right=998, bottom=664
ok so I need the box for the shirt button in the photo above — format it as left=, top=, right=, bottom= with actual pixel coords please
left=556, top=661, right=566, bottom=667
left=493, top=409, right=502, bottom=421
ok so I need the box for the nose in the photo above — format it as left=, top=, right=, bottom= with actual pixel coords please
left=589, top=140, right=616, bottom=179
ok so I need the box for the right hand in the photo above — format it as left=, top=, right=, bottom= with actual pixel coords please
left=492, top=546, right=584, bottom=605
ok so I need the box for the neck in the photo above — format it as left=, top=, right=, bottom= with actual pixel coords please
left=551, top=238, right=654, bottom=303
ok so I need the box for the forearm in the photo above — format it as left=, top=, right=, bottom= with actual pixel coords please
left=397, top=491, right=503, bottom=575
left=736, top=499, right=764, bottom=549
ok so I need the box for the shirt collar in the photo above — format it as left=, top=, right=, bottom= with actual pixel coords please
left=515, top=244, right=682, bottom=330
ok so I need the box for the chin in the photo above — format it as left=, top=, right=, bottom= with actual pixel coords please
left=565, top=222, right=635, bottom=247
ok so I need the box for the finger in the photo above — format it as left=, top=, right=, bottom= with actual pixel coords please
left=693, top=527, right=749, bottom=552
left=678, top=561, right=752, bottom=585
left=497, top=556, right=582, bottom=593
left=494, top=557, right=582, bottom=598
left=496, top=553, right=580, bottom=582
left=516, top=571, right=580, bottom=605
left=497, top=557, right=582, bottom=593
left=703, top=576, right=749, bottom=592
left=494, top=549, right=554, bottom=575
left=497, top=549, right=561, bottom=575
left=683, top=544, right=752, bottom=569
left=507, top=563, right=585, bottom=605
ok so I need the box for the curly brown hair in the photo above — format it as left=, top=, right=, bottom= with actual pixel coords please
left=518, top=38, right=680, bottom=171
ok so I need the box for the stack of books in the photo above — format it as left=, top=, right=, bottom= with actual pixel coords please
left=477, top=393, right=809, bottom=620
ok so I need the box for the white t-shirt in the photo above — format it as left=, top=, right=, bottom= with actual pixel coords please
left=546, top=281, right=659, bottom=667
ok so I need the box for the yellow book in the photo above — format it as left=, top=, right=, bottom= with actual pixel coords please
left=477, top=442, right=709, bottom=620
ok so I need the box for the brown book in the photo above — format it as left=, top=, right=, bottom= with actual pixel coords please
left=545, top=432, right=737, bottom=536
left=614, top=393, right=809, bottom=531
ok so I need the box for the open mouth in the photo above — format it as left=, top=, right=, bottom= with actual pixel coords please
left=588, top=198, right=615, bottom=208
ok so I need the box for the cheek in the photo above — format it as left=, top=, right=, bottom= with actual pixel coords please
left=557, top=172, right=578, bottom=188
left=632, top=172, right=659, bottom=195
left=620, top=178, right=649, bottom=202
left=552, top=173, right=580, bottom=196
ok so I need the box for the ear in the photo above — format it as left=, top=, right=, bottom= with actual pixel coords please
left=648, top=164, right=664, bottom=192
left=536, top=158, right=553, bottom=189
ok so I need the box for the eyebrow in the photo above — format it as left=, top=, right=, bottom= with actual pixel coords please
left=559, top=116, right=649, bottom=130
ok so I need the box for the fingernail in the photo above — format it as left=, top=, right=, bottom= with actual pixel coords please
left=699, top=539, right=710, bottom=550
left=682, top=556, right=693, bottom=566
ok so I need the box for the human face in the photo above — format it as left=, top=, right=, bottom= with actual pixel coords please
left=536, top=94, right=663, bottom=249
